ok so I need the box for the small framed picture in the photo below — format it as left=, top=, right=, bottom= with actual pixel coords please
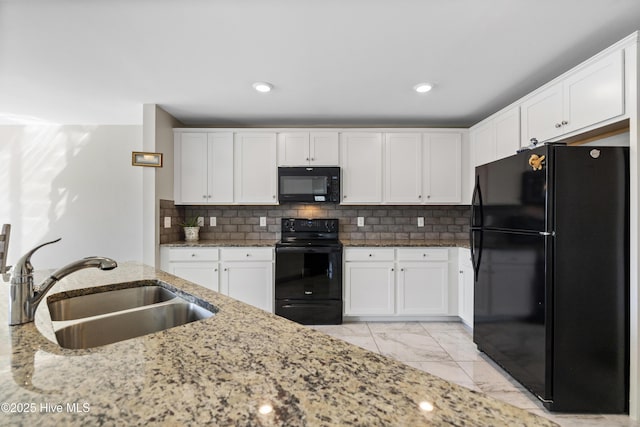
left=132, top=152, right=163, bottom=167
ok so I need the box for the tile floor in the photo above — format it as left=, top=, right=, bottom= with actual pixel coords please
left=310, top=321, right=639, bottom=427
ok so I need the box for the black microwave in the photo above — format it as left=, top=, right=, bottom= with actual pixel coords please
left=278, top=167, right=340, bottom=203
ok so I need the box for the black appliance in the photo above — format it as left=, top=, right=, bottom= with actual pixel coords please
left=275, top=218, right=343, bottom=324
left=471, top=143, right=629, bottom=413
left=278, top=167, right=340, bottom=203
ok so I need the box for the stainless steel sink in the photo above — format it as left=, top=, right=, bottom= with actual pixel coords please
left=48, top=285, right=177, bottom=321
left=54, top=301, right=213, bottom=349
left=46, top=282, right=216, bottom=349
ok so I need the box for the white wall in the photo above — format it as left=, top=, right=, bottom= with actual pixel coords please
left=0, top=125, right=143, bottom=269
left=141, top=104, right=181, bottom=267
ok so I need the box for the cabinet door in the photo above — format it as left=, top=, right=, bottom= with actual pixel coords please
left=235, top=133, right=277, bottom=204
left=221, top=261, right=273, bottom=313
left=384, top=133, right=422, bottom=203
left=520, top=83, right=563, bottom=145
left=344, top=262, right=395, bottom=315
left=208, top=133, right=234, bottom=203
left=340, top=133, right=383, bottom=204
left=494, top=106, right=521, bottom=157
left=170, top=263, right=219, bottom=292
left=471, top=121, right=496, bottom=167
left=309, top=132, right=339, bottom=165
left=178, top=133, right=209, bottom=204
left=423, top=133, right=461, bottom=203
left=563, top=50, right=624, bottom=133
left=458, top=248, right=473, bottom=327
left=277, top=132, right=310, bottom=166
left=397, top=261, right=448, bottom=315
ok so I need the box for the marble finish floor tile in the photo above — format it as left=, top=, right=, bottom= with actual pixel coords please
left=307, top=321, right=640, bottom=426
left=372, top=332, right=452, bottom=362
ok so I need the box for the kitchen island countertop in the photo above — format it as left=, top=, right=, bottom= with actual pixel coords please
left=0, top=262, right=554, bottom=426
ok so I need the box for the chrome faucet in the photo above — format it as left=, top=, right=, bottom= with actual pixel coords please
left=8, top=238, right=117, bottom=325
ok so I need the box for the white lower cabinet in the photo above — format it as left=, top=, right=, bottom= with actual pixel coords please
left=160, top=247, right=274, bottom=313
left=344, top=247, right=454, bottom=318
left=458, top=248, right=474, bottom=328
left=344, top=262, right=395, bottom=315
left=397, top=261, right=448, bottom=315
left=160, top=247, right=219, bottom=291
left=220, top=247, right=274, bottom=313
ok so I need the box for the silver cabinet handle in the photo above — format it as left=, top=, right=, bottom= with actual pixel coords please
left=391, top=268, right=394, bottom=272
left=272, top=195, right=276, bottom=199
left=555, top=123, right=562, bottom=128
left=306, top=157, right=309, bottom=161
left=207, top=195, right=211, bottom=198
left=561, top=120, right=568, bottom=125
left=202, top=195, right=207, bottom=199
left=422, top=253, right=426, bottom=257
left=459, top=270, right=463, bottom=274
left=311, top=157, right=315, bottom=161
left=368, top=254, right=373, bottom=257
left=191, top=253, right=196, bottom=257
left=418, top=195, right=422, bottom=199
left=224, top=268, right=228, bottom=271
left=214, top=268, right=218, bottom=272
left=343, top=195, right=347, bottom=199
left=427, top=195, right=431, bottom=199
left=246, top=253, right=250, bottom=257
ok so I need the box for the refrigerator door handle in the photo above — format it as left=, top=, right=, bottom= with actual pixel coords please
left=539, top=231, right=555, bottom=236
left=470, top=229, right=482, bottom=282
left=471, top=175, right=483, bottom=228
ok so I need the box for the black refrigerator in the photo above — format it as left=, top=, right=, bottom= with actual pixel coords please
left=471, top=143, right=629, bottom=413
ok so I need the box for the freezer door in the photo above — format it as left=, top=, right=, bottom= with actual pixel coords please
left=476, top=147, right=547, bottom=232
left=473, top=230, right=550, bottom=400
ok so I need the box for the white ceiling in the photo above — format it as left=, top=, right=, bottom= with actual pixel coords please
left=1, top=0, right=639, bottom=127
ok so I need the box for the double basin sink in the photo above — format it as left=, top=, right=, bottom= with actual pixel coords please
left=46, top=281, right=216, bottom=349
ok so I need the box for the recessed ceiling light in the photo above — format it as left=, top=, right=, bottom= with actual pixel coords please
left=252, top=82, right=273, bottom=93
left=414, top=83, right=433, bottom=93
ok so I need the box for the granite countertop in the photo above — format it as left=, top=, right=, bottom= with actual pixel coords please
left=162, top=239, right=471, bottom=249
left=341, top=239, right=470, bottom=248
left=161, top=239, right=278, bottom=247
left=0, top=263, right=555, bottom=426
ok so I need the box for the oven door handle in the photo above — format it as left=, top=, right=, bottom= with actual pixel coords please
left=281, top=303, right=338, bottom=309
left=276, top=246, right=341, bottom=254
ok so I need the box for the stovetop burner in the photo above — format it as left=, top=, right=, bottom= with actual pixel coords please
left=277, top=218, right=340, bottom=247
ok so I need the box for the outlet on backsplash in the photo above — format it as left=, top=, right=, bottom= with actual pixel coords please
left=357, top=217, right=364, bottom=227
left=210, top=217, right=217, bottom=227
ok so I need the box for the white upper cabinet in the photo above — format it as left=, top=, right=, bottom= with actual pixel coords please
left=494, top=106, right=521, bottom=159
left=562, top=50, right=625, bottom=133
left=471, top=121, right=496, bottom=167
left=278, top=132, right=339, bottom=166
left=177, top=132, right=209, bottom=204
left=423, top=133, right=461, bottom=203
left=208, top=133, right=234, bottom=203
left=234, top=132, right=278, bottom=204
left=521, top=49, right=625, bottom=145
left=520, top=83, right=564, bottom=145
left=340, top=132, right=384, bottom=204
left=347, top=131, right=462, bottom=205
left=385, top=133, right=422, bottom=203
left=175, top=132, right=233, bottom=204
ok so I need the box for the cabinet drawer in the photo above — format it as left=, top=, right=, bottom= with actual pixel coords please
left=396, top=248, right=448, bottom=261
left=344, top=248, right=394, bottom=262
left=220, top=247, right=273, bottom=261
left=168, top=248, right=219, bottom=262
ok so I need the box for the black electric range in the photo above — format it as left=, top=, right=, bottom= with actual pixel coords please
left=274, top=218, right=343, bottom=325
